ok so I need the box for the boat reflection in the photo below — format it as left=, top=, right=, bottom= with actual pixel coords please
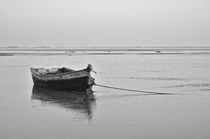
left=31, top=86, right=96, bottom=120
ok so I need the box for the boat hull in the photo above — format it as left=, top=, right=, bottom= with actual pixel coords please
left=31, top=68, right=94, bottom=91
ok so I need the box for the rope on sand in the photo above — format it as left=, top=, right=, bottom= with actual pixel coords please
left=94, top=84, right=172, bottom=95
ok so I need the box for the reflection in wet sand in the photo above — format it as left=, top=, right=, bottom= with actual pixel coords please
left=31, top=86, right=96, bottom=120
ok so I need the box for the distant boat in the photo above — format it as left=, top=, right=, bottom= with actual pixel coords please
left=30, top=64, right=95, bottom=91
left=156, top=50, right=161, bottom=53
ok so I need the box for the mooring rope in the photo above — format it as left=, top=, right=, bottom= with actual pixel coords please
left=94, top=84, right=172, bottom=95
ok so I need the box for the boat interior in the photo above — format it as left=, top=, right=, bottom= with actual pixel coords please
left=35, top=67, right=75, bottom=75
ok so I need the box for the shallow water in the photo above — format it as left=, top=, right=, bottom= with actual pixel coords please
left=0, top=53, right=210, bottom=139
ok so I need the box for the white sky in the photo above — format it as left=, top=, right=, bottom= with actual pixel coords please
left=0, top=0, right=210, bottom=47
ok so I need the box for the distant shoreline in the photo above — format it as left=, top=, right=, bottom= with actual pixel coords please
left=0, top=46, right=210, bottom=52
left=1, top=51, right=210, bottom=57
left=1, top=46, right=210, bottom=56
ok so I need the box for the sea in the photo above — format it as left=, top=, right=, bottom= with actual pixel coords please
left=0, top=47, right=210, bottom=139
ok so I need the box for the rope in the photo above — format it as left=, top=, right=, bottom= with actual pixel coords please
left=94, top=83, right=172, bottom=95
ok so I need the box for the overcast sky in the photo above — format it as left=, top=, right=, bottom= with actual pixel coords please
left=0, top=0, right=210, bottom=47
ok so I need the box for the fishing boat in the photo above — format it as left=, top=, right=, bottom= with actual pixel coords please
left=30, top=64, right=95, bottom=91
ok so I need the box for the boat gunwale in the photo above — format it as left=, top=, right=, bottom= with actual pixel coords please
left=30, top=68, right=89, bottom=78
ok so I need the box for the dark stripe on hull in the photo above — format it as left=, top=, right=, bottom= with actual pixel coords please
left=32, top=76, right=91, bottom=91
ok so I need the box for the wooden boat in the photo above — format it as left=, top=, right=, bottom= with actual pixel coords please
left=30, top=64, right=95, bottom=91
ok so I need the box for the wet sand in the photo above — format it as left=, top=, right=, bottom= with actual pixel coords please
left=0, top=50, right=210, bottom=139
